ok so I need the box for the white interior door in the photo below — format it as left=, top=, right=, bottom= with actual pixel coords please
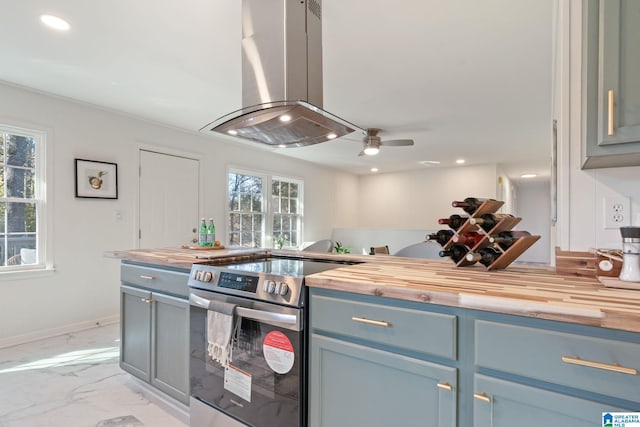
left=139, top=150, right=199, bottom=248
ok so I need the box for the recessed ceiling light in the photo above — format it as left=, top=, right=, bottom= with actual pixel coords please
left=327, top=132, right=337, bottom=140
left=40, top=14, right=70, bottom=31
left=419, top=160, right=441, bottom=166
left=370, top=167, right=379, bottom=172
left=227, top=129, right=238, bottom=136
left=455, top=159, right=465, bottom=164
left=521, top=173, right=537, bottom=178
left=279, top=114, right=292, bottom=122
left=277, top=144, right=287, bottom=148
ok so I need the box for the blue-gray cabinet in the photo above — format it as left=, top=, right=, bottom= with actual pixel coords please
left=120, top=284, right=152, bottom=379
left=474, top=320, right=639, bottom=426
left=120, top=263, right=190, bottom=405
left=308, top=290, right=458, bottom=427
left=582, top=0, right=640, bottom=168
left=473, top=375, right=628, bottom=427
left=308, top=288, right=640, bottom=426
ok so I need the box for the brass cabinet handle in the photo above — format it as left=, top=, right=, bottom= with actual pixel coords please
left=141, top=298, right=153, bottom=303
left=608, top=89, right=615, bottom=136
left=562, top=356, right=637, bottom=375
left=351, top=316, right=391, bottom=328
left=437, top=382, right=453, bottom=391
left=473, top=392, right=491, bottom=403
left=139, top=275, right=155, bottom=280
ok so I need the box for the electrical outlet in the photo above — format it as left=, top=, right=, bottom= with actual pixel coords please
left=604, top=196, right=631, bottom=229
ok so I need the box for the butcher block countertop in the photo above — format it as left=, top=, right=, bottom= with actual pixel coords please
left=109, top=247, right=640, bottom=333
left=304, top=256, right=640, bottom=334
left=108, top=246, right=268, bottom=270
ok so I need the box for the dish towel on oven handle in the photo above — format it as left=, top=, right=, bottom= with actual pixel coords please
left=206, top=300, right=240, bottom=367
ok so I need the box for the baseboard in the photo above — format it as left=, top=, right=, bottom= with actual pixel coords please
left=0, top=314, right=119, bottom=349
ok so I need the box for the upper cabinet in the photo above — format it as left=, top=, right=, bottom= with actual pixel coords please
left=582, top=0, right=640, bottom=168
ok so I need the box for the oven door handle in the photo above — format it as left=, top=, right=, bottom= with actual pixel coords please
left=189, top=293, right=299, bottom=327
left=235, top=307, right=297, bottom=326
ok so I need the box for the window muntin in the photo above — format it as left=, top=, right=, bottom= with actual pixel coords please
left=0, top=126, right=45, bottom=270
left=227, top=169, right=303, bottom=248
left=271, top=177, right=302, bottom=248
left=228, top=171, right=265, bottom=247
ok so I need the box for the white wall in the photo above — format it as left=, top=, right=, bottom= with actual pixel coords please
left=356, top=164, right=499, bottom=228
left=557, top=1, right=640, bottom=252
left=0, top=82, right=357, bottom=346
left=513, top=180, right=552, bottom=264
left=329, top=164, right=501, bottom=254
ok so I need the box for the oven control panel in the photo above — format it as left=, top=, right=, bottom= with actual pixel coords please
left=188, top=265, right=302, bottom=306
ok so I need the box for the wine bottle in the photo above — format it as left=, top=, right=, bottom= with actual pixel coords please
left=207, top=218, right=216, bottom=246
left=469, top=213, right=513, bottom=232
left=439, top=244, right=468, bottom=263
left=465, top=246, right=502, bottom=266
left=489, top=230, right=531, bottom=249
left=451, top=197, right=492, bottom=214
left=437, top=214, right=469, bottom=230
left=425, top=229, right=455, bottom=246
left=451, top=231, right=484, bottom=247
left=198, top=218, right=208, bottom=247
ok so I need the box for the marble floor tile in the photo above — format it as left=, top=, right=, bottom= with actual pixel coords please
left=0, top=323, right=188, bottom=427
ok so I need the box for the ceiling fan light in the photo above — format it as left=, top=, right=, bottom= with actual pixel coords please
left=364, top=146, right=379, bottom=156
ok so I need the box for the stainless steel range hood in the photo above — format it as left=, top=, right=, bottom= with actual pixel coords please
left=200, top=0, right=357, bottom=147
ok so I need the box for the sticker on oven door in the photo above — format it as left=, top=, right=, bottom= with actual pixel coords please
left=263, top=331, right=295, bottom=374
left=224, top=364, right=252, bottom=402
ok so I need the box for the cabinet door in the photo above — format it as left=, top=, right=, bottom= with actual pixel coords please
left=309, top=334, right=457, bottom=427
left=120, top=285, right=152, bottom=381
left=599, top=0, right=640, bottom=146
left=582, top=0, right=640, bottom=168
left=473, top=375, right=630, bottom=427
left=151, top=292, right=190, bottom=404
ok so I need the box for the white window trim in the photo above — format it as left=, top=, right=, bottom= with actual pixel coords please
left=0, top=123, right=53, bottom=276
left=227, top=166, right=304, bottom=248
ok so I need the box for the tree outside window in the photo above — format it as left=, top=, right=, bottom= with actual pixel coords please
left=0, top=126, right=42, bottom=268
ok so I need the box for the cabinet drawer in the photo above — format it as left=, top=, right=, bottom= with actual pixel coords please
left=475, top=321, right=640, bottom=402
left=121, top=264, right=189, bottom=298
left=310, top=293, right=456, bottom=360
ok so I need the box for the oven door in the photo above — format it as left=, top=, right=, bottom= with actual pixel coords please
left=189, top=289, right=304, bottom=427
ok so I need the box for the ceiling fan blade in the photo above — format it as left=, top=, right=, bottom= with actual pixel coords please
left=380, top=139, right=414, bottom=146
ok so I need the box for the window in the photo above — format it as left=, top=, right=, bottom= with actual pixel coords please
left=271, top=177, right=302, bottom=248
left=0, top=125, right=46, bottom=270
left=227, top=169, right=303, bottom=248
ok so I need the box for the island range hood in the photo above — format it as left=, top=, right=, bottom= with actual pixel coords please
left=200, top=0, right=357, bottom=147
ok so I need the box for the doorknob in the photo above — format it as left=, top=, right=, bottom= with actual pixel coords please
left=192, top=228, right=197, bottom=233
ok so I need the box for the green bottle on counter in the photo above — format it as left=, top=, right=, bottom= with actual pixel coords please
left=207, top=219, right=216, bottom=246
left=198, top=218, right=208, bottom=246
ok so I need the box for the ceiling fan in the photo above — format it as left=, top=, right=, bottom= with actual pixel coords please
left=357, top=128, right=414, bottom=156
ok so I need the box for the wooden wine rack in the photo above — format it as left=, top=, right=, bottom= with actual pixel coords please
left=441, top=199, right=540, bottom=271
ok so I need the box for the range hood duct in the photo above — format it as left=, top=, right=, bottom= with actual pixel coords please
left=200, top=0, right=357, bottom=147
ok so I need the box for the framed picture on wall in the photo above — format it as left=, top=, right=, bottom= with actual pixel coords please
left=75, top=159, right=118, bottom=199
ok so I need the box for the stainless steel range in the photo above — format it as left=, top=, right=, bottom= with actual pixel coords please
left=188, top=255, right=358, bottom=427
